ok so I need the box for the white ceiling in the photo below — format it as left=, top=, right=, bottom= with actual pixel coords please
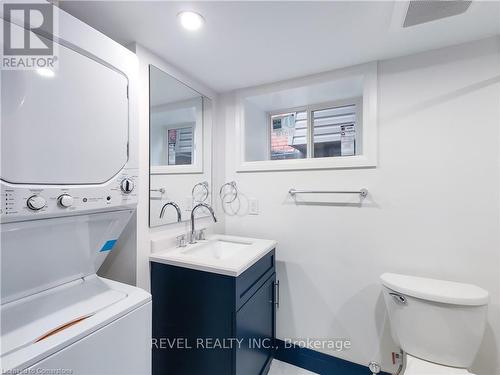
left=59, top=1, right=500, bottom=93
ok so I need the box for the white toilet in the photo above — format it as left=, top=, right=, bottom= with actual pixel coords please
left=381, top=273, right=489, bottom=375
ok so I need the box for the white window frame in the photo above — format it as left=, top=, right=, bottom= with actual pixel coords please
left=235, top=61, right=377, bottom=172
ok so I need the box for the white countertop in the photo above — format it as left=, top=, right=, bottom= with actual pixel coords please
left=149, top=234, right=277, bottom=277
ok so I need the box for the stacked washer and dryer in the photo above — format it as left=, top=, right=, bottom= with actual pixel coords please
left=1, top=5, right=151, bottom=375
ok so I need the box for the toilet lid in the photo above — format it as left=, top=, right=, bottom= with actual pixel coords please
left=380, top=273, right=489, bottom=306
left=405, top=355, right=473, bottom=375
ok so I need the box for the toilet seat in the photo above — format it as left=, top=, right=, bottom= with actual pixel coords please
left=404, top=355, right=474, bottom=375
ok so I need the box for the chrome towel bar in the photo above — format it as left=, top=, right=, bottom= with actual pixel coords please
left=150, top=188, right=166, bottom=194
left=289, top=188, right=368, bottom=198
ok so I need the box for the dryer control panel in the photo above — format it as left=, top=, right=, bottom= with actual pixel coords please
left=1, top=168, right=138, bottom=223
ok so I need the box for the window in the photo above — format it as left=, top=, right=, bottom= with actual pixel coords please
left=268, top=100, right=361, bottom=161
left=270, top=111, right=307, bottom=160
left=237, top=61, right=377, bottom=171
left=166, top=126, right=193, bottom=165
left=312, top=103, right=359, bottom=158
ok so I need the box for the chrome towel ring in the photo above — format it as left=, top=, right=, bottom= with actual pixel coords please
left=192, top=181, right=209, bottom=203
left=219, top=181, right=238, bottom=204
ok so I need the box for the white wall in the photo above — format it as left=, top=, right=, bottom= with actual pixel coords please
left=218, top=37, right=500, bottom=374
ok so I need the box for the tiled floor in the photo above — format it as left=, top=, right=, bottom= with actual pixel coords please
left=268, top=360, right=319, bottom=375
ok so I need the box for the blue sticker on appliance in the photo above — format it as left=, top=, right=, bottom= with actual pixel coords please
left=100, top=239, right=117, bottom=252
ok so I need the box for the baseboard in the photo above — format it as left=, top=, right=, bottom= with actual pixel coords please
left=262, top=354, right=273, bottom=375
left=274, top=339, right=391, bottom=375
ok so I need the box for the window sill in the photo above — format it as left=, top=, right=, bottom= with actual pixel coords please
left=151, top=165, right=203, bottom=174
left=236, top=154, right=376, bottom=172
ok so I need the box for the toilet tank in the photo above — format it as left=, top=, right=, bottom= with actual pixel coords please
left=381, top=273, right=488, bottom=369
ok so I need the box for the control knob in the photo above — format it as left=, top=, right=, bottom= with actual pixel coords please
left=120, top=178, right=134, bottom=194
left=27, top=195, right=46, bottom=211
left=58, top=194, right=74, bottom=208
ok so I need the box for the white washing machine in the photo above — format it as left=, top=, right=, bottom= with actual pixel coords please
left=1, top=4, right=151, bottom=374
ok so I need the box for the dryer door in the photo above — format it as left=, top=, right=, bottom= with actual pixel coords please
left=1, top=24, right=129, bottom=185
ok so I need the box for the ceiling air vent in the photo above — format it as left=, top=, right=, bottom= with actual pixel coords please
left=403, top=0, right=472, bottom=27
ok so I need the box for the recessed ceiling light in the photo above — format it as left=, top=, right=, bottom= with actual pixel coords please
left=178, top=11, right=205, bottom=31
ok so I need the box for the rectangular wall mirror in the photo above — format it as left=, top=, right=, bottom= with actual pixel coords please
left=149, top=65, right=212, bottom=228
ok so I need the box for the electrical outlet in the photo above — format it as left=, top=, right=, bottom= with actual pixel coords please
left=392, top=351, right=403, bottom=366
left=248, top=198, right=259, bottom=215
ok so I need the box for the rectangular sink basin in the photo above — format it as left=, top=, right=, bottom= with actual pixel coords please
left=150, top=235, right=276, bottom=276
left=181, top=239, right=252, bottom=261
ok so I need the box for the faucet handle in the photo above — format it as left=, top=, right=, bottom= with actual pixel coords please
left=196, top=228, right=207, bottom=241
left=176, top=234, right=187, bottom=248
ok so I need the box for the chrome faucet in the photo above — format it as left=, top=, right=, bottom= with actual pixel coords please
left=160, top=201, right=182, bottom=222
left=190, top=203, right=217, bottom=243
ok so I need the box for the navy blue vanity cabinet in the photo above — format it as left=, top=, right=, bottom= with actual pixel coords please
left=151, top=249, right=276, bottom=375
left=235, top=274, right=276, bottom=375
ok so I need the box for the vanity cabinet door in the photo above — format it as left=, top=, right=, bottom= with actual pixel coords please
left=235, top=274, right=276, bottom=375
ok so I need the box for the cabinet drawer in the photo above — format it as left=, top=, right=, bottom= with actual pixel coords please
left=236, top=249, right=275, bottom=310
